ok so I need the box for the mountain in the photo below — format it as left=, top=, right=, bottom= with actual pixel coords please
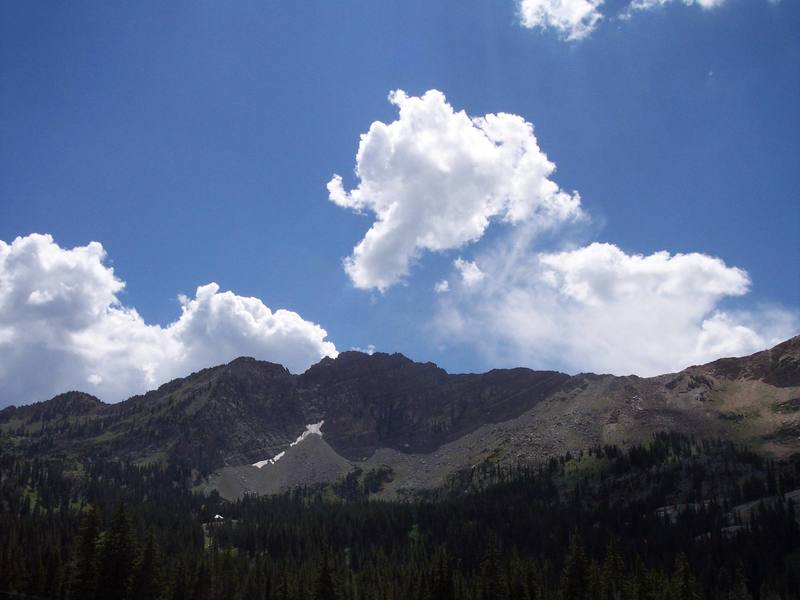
left=1, top=336, right=798, bottom=498
left=298, top=351, right=568, bottom=459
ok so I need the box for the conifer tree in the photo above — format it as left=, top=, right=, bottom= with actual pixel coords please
left=728, top=567, right=752, bottom=600
left=313, top=554, right=338, bottom=600
left=95, top=503, right=137, bottom=600
left=42, top=545, right=65, bottom=600
left=171, top=561, right=190, bottom=600
left=560, top=532, right=589, bottom=600
left=68, top=505, right=101, bottom=600
left=129, top=528, right=165, bottom=600
left=600, top=539, right=624, bottom=600
left=192, top=559, right=213, bottom=600
left=429, top=546, right=455, bottom=600
left=670, top=553, right=700, bottom=600
left=480, top=532, right=504, bottom=600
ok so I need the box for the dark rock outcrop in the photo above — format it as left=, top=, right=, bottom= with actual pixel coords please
left=299, top=351, right=568, bottom=459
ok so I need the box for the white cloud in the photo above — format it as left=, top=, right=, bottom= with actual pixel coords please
left=436, top=240, right=797, bottom=376
left=454, top=258, right=486, bottom=288
left=328, top=89, right=582, bottom=291
left=518, top=0, right=604, bottom=41
left=434, top=280, right=450, bottom=294
left=626, top=0, right=726, bottom=12
left=351, top=344, right=376, bottom=355
left=518, top=0, right=736, bottom=37
left=538, top=243, right=750, bottom=309
left=0, top=234, right=337, bottom=406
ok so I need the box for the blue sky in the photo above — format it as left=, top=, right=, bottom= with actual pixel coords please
left=1, top=0, right=798, bottom=405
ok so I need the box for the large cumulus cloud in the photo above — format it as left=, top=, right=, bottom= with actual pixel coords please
left=327, top=89, right=582, bottom=291
left=0, top=234, right=337, bottom=406
left=436, top=239, right=797, bottom=376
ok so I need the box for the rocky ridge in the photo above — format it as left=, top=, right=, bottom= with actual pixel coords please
left=2, top=336, right=798, bottom=498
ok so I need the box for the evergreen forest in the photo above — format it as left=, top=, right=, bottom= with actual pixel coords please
left=1, top=432, right=799, bottom=599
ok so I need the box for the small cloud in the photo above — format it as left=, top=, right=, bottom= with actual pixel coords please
left=434, top=280, right=450, bottom=293
left=454, top=258, right=486, bottom=288
left=351, top=344, right=376, bottom=355
left=518, top=0, right=604, bottom=41
left=625, top=0, right=727, bottom=16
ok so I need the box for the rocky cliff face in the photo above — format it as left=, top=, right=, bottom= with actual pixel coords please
left=298, top=351, right=569, bottom=459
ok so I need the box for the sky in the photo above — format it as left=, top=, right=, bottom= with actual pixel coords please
left=1, top=0, right=798, bottom=406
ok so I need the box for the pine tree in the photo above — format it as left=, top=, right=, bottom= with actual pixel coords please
left=313, top=554, right=338, bottom=600
left=171, top=561, right=190, bottom=600
left=243, top=564, right=267, bottom=600
left=728, top=567, right=752, bottom=600
left=68, top=505, right=101, bottom=600
left=129, top=528, right=165, bottom=600
left=670, top=553, right=700, bottom=600
left=600, top=539, right=624, bottom=600
left=42, top=545, right=65, bottom=600
left=429, top=546, right=455, bottom=600
left=560, top=532, right=589, bottom=600
left=480, top=532, right=504, bottom=600
left=95, top=503, right=138, bottom=600
left=274, top=571, right=290, bottom=600
left=192, top=559, right=213, bottom=600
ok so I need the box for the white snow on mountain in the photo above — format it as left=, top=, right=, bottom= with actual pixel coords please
left=252, top=421, right=325, bottom=468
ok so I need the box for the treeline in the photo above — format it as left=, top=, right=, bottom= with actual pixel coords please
left=1, top=432, right=799, bottom=599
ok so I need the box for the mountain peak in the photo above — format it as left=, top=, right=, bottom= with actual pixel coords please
left=0, top=390, right=103, bottom=424
left=318, top=350, right=415, bottom=365
left=222, top=355, right=291, bottom=377
left=696, top=334, right=800, bottom=387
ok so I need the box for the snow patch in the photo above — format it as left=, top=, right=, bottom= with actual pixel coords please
left=252, top=421, right=324, bottom=468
